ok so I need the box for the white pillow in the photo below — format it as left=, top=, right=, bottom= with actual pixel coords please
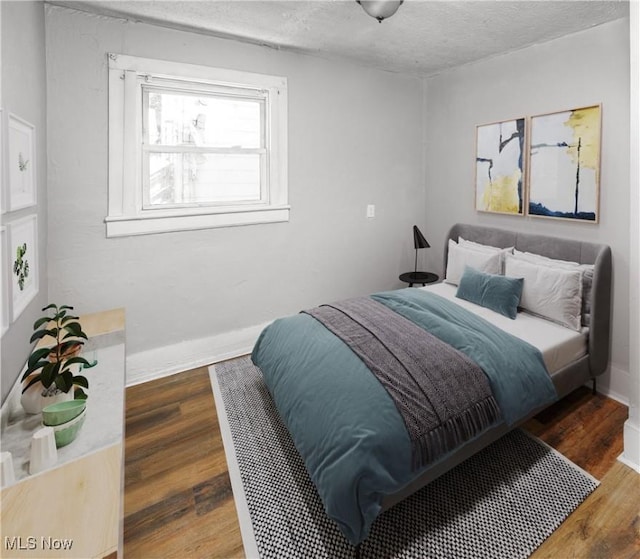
left=459, top=237, right=514, bottom=273
left=458, top=237, right=513, bottom=255
left=504, top=254, right=583, bottom=331
left=445, top=240, right=502, bottom=286
left=511, top=250, right=593, bottom=326
left=512, top=249, right=576, bottom=267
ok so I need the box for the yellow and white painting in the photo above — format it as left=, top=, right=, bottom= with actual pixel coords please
left=528, top=105, right=601, bottom=222
left=475, top=118, right=525, bottom=215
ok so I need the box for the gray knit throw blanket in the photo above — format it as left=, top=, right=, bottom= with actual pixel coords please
left=304, top=297, right=501, bottom=470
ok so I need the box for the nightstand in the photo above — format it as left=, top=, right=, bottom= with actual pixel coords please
left=1, top=309, right=125, bottom=559
left=399, top=271, right=439, bottom=287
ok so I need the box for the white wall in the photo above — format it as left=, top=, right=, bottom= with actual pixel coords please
left=44, top=5, right=425, bottom=375
left=423, top=19, right=631, bottom=401
left=622, top=1, right=639, bottom=472
left=1, top=1, right=49, bottom=403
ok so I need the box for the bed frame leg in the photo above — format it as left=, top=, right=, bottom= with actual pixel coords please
left=592, top=378, right=597, bottom=395
left=354, top=543, right=362, bottom=559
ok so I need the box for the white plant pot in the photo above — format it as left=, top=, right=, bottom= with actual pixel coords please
left=21, top=344, right=83, bottom=415
left=20, top=379, right=74, bottom=415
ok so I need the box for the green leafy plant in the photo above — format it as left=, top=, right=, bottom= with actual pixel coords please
left=21, top=304, right=97, bottom=400
left=18, top=152, right=29, bottom=172
left=13, top=243, right=29, bottom=291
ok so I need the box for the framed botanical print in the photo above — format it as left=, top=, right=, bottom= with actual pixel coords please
left=8, top=214, right=38, bottom=320
left=1, top=226, right=9, bottom=334
left=8, top=113, right=37, bottom=211
left=528, top=105, right=601, bottom=222
left=0, top=108, right=5, bottom=214
left=475, top=117, right=526, bottom=216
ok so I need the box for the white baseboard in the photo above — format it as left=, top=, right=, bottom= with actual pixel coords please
left=594, top=364, right=630, bottom=406
left=125, top=322, right=271, bottom=387
left=619, top=420, right=640, bottom=473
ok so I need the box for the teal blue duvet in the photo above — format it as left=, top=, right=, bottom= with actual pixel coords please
left=251, top=289, right=556, bottom=545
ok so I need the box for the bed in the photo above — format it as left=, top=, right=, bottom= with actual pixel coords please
left=251, top=223, right=612, bottom=549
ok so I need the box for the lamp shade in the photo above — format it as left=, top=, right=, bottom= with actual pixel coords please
left=413, top=225, right=430, bottom=250
left=357, top=0, right=404, bottom=22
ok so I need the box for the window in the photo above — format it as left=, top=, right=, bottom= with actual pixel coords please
left=106, top=54, right=288, bottom=237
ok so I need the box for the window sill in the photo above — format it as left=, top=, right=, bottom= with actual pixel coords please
left=105, top=205, right=290, bottom=237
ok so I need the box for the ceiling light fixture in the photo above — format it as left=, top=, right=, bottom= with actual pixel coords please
left=356, top=0, right=404, bottom=23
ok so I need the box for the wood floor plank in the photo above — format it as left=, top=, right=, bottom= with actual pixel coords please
left=531, top=461, right=640, bottom=559
left=125, top=415, right=222, bottom=471
left=124, top=368, right=637, bottom=559
left=523, top=387, right=628, bottom=479
left=124, top=367, right=245, bottom=558
left=125, top=452, right=231, bottom=517
left=125, top=367, right=213, bottom=417
left=125, top=487, right=243, bottom=558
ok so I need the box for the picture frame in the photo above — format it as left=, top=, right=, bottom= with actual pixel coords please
left=527, top=104, right=601, bottom=223
left=475, top=117, right=526, bottom=216
left=8, top=214, right=38, bottom=321
left=1, top=108, right=6, bottom=214
left=1, top=226, right=10, bottom=335
left=7, top=113, right=37, bottom=211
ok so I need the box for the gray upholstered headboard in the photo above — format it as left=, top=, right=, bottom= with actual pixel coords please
left=444, top=224, right=612, bottom=382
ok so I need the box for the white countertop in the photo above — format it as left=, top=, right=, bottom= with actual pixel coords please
left=1, top=329, right=125, bottom=484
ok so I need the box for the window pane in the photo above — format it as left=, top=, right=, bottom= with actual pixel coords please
left=146, top=89, right=262, bottom=148
left=147, top=152, right=261, bottom=206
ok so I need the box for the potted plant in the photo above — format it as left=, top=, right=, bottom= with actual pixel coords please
left=20, top=304, right=97, bottom=414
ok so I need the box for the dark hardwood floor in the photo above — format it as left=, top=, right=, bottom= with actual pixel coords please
left=124, top=367, right=243, bottom=558
left=124, top=366, right=638, bottom=558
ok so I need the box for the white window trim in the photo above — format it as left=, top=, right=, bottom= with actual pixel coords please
left=106, top=53, right=289, bottom=237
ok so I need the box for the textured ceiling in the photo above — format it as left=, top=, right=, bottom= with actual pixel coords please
left=51, top=0, right=629, bottom=76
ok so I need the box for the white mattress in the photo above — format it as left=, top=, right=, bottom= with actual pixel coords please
left=422, top=283, right=588, bottom=374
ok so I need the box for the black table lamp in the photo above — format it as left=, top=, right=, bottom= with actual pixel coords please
left=413, top=225, right=430, bottom=274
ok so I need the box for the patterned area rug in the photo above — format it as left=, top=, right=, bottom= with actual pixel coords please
left=210, top=356, right=598, bottom=559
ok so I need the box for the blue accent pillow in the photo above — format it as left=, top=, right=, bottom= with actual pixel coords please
left=456, top=266, right=523, bottom=319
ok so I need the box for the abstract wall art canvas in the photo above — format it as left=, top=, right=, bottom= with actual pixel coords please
left=475, top=118, right=526, bottom=215
left=8, top=214, right=38, bottom=321
left=528, top=105, right=601, bottom=222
